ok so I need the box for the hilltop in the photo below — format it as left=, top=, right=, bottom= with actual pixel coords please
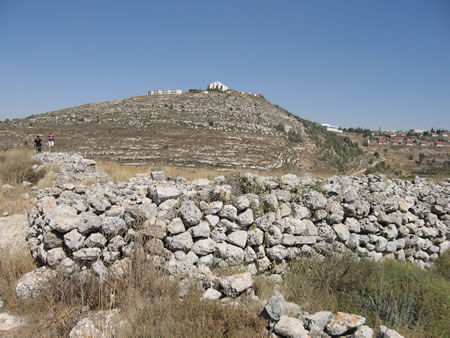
left=0, top=92, right=362, bottom=175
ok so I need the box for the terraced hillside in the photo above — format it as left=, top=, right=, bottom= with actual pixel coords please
left=0, top=92, right=362, bottom=174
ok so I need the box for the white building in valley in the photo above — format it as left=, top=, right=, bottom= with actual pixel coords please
left=208, top=81, right=229, bottom=91
left=148, top=89, right=182, bottom=96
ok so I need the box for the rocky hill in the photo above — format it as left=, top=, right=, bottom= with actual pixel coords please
left=0, top=92, right=362, bottom=174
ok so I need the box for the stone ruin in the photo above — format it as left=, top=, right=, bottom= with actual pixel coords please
left=15, top=152, right=450, bottom=337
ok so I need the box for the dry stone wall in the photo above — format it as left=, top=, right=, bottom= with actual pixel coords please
left=25, top=153, right=449, bottom=279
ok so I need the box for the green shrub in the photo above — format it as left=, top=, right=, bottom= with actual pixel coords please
left=275, top=123, right=285, bottom=133
left=287, top=130, right=303, bottom=143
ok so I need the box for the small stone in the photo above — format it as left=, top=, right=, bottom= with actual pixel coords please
left=202, top=288, right=222, bottom=301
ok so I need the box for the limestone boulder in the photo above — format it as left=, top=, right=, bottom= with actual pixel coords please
left=219, top=272, right=253, bottom=297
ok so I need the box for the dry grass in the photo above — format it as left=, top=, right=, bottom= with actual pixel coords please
left=0, top=148, right=45, bottom=215
left=97, top=159, right=334, bottom=184
left=0, top=242, right=267, bottom=337
left=282, top=254, right=450, bottom=338
left=0, top=148, right=45, bottom=185
left=97, top=160, right=241, bottom=182
left=0, top=185, right=33, bottom=215
left=0, top=248, right=36, bottom=311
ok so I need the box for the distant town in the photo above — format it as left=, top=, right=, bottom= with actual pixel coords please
left=321, top=124, right=449, bottom=148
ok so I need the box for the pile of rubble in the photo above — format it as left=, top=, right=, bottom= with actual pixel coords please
left=15, top=152, right=449, bottom=337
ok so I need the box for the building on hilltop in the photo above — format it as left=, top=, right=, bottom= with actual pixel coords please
left=148, top=89, right=182, bottom=96
left=208, top=81, right=229, bottom=91
left=321, top=123, right=343, bottom=133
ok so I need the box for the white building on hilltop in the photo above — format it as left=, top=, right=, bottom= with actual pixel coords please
left=148, top=89, right=182, bottom=96
left=208, top=81, right=229, bottom=91
left=322, top=123, right=343, bottom=133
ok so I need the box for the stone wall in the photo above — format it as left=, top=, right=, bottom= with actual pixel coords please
left=26, top=153, right=449, bottom=279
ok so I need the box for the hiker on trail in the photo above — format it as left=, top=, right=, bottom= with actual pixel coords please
left=48, top=131, right=55, bottom=151
left=34, top=135, right=42, bottom=153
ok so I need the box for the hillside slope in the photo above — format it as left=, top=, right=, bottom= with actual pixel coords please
left=0, top=92, right=362, bottom=174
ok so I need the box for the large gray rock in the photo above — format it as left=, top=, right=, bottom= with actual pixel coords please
left=64, top=229, right=85, bottom=251
left=178, top=200, right=202, bottom=227
left=203, top=201, right=223, bottom=215
left=248, top=227, right=264, bottom=246
left=43, top=231, right=64, bottom=249
left=377, top=325, right=404, bottom=338
left=350, top=325, right=374, bottom=338
left=325, top=312, right=366, bottom=336
left=226, top=230, right=248, bottom=248
left=152, top=186, right=182, bottom=205
left=235, top=196, right=250, bottom=211
left=266, top=245, right=288, bottom=261
left=84, top=233, right=107, bottom=248
left=16, top=267, right=56, bottom=299
left=167, top=251, right=197, bottom=276
left=202, top=288, right=222, bottom=301
left=333, top=223, right=350, bottom=242
left=102, top=217, right=127, bottom=239
left=219, top=272, right=253, bottom=297
left=142, top=217, right=167, bottom=239
left=78, top=212, right=102, bottom=235
left=151, top=171, right=166, bottom=181
left=305, top=311, right=333, bottom=335
left=262, top=194, right=278, bottom=212
left=87, top=195, right=111, bottom=214
left=47, top=247, right=67, bottom=267
left=292, top=204, right=311, bottom=219
left=263, top=291, right=286, bottom=321
left=274, top=315, right=309, bottom=338
left=167, top=217, right=185, bottom=235
left=72, top=248, right=102, bottom=261
left=189, top=221, right=210, bottom=238
left=237, top=209, right=254, bottom=227
left=216, top=243, right=244, bottom=263
left=218, top=204, right=238, bottom=221
left=192, top=238, right=216, bottom=256
left=50, top=215, right=80, bottom=233
left=92, top=260, right=108, bottom=281
left=304, top=190, right=327, bottom=210
left=167, top=231, right=193, bottom=252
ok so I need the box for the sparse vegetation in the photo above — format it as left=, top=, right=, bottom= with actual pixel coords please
left=365, top=161, right=391, bottom=175
left=0, top=148, right=49, bottom=214
left=282, top=254, right=450, bottom=338
left=0, top=243, right=266, bottom=337
left=287, top=129, right=303, bottom=143
left=0, top=149, right=46, bottom=185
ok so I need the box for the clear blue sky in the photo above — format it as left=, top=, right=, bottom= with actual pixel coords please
left=1, top=0, right=449, bottom=130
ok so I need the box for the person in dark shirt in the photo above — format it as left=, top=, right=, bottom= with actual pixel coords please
left=34, top=136, right=42, bottom=153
